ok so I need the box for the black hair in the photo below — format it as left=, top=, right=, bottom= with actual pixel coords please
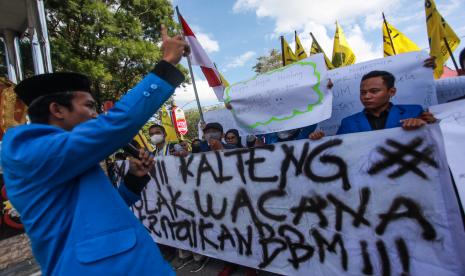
left=191, top=138, right=202, bottom=153
left=459, top=48, right=465, bottom=70
left=361, top=70, right=395, bottom=89
left=149, top=124, right=166, bottom=134
left=114, top=152, right=128, bottom=160
left=27, top=92, right=75, bottom=124
left=225, top=129, right=243, bottom=147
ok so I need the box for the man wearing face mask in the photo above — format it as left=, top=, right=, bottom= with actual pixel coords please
left=200, top=122, right=238, bottom=151
left=148, top=124, right=171, bottom=156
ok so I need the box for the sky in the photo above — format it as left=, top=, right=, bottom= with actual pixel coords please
left=171, top=0, right=465, bottom=110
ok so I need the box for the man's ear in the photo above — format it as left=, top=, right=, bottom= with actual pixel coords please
left=388, top=87, right=397, bottom=98
left=49, top=102, right=66, bottom=120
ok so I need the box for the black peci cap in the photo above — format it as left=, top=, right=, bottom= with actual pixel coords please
left=14, top=72, right=92, bottom=106
left=203, top=122, right=223, bottom=133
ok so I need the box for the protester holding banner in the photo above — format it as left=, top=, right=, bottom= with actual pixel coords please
left=337, top=70, right=427, bottom=134
left=0, top=26, right=187, bottom=275
left=310, top=70, right=430, bottom=139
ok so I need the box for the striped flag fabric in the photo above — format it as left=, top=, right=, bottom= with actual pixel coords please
left=178, top=12, right=226, bottom=101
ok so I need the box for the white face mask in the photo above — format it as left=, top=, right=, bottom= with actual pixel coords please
left=150, top=134, right=164, bottom=145
left=277, top=129, right=297, bottom=140
left=205, top=132, right=222, bottom=141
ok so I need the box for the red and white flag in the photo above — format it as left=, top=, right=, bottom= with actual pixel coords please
left=178, top=12, right=226, bottom=101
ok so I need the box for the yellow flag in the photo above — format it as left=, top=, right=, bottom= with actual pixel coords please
left=281, top=36, right=297, bottom=66
left=383, top=20, right=420, bottom=57
left=332, top=22, right=356, bottom=67
left=160, top=106, right=179, bottom=143
left=309, top=34, right=335, bottom=69
left=425, top=0, right=461, bottom=78
left=294, top=32, right=308, bottom=60
left=133, top=131, right=154, bottom=152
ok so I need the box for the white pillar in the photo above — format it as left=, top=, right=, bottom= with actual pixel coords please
left=2, top=30, right=23, bottom=83
left=1, top=37, right=17, bottom=83
left=35, top=0, right=53, bottom=73
left=26, top=0, right=45, bottom=75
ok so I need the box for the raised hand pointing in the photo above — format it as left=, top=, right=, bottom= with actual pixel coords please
left=160, top=25, right=189, bottom=66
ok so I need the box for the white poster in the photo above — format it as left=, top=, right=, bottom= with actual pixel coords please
left=133, top=126, right=465, bottom=276
left=201, top=108, right=249, bottom=138
left=318, top=51, right=437, bottom=135
left=430, top=99, right=465, bottom=214
left=224, top=54, right=331, bottom=134
left=435, top=76, right=465, bottom=104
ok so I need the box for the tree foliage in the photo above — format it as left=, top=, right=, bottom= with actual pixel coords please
left=45, top=0, right=188, bottom=103
left=184, top=108, right=201, bottom=141
left=252, top=49, right=282, bottom=74
left=183, top=104, right=225, bottom=142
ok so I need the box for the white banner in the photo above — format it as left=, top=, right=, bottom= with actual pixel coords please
left=430, top=99, right=465, bottom=214
left=201, top=108, right=249, bottom=138
left=224, top=54, right=331, bottom=134
left=133, top=126, right=465, bottom=275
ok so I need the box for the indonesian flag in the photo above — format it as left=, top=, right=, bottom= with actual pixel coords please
left=178, top=13, right=226, bottom=101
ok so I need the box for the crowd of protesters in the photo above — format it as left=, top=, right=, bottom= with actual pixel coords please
left=1, top=3, right=465, bottom=271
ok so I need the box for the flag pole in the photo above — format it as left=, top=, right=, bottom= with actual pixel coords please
left=335, top=21, right=343, bottom=67
left=382, top=12, right=396, bottom=55
left=213, top=62, right=223, bottom=86
left=175, top=6, right=205, bottom=123
left=280, top=36, right=286, bottom=67
left=137, top=132, right=151, bottom=151
left=294, top=30, right=297, bottom=56
left=310, top=32, right=323, bottom=52
left=170, top=99, right=181, bottom=140
left=443, top=38, right=460, bottom=72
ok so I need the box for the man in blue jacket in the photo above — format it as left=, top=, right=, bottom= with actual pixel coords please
left=336, top=70, right=426, bottom=135
left=1, top=27, right=187, bottom=275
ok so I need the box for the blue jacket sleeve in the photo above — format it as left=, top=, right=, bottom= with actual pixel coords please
left=3, top=73, right=177, bottom=187
left=117, top=182, right=142, bottom=206
left=412, top=105, right=424, bottom=118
